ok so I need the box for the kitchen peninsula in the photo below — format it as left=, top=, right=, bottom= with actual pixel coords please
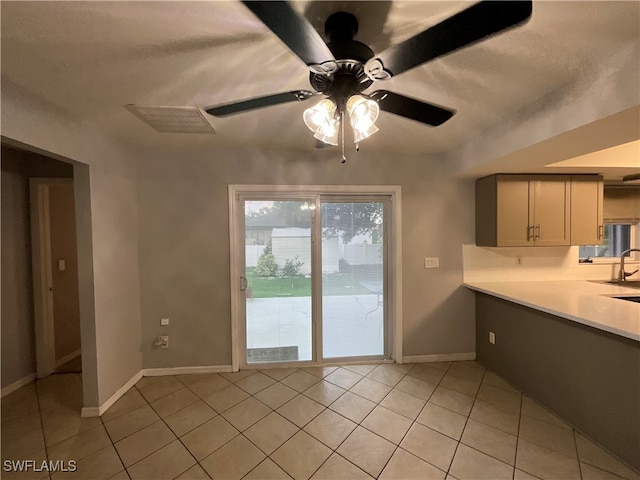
left=465, top=280, right=640, bottom=471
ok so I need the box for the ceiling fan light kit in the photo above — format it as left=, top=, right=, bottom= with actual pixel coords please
left=346, top=94, right=380, bottom=143
left=205, top=0, right=533, bottom=159
left=303, top=98, right=340, bottom=146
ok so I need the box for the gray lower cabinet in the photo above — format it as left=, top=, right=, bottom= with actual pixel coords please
left=475, top=292, right=639, bottom=471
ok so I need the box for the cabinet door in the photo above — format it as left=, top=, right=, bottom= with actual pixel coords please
left=532, top=177, right=571, bottom=246
left=570, top=177, right=603, bottom=245
left=496, top=176, right=533, bottom=246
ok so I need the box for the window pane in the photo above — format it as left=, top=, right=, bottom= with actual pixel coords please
left=321, top=201, right=385, bottom=359
left=579, top=224, right=631, bottom=259
left=245, top=200, right=313, bottom=363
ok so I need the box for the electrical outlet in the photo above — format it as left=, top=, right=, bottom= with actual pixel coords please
left=516, top=256, right=523, bottom=265
left=489, top=331, right=496, bottom=345
left=424, top=257, right=440, bottom=269
left=157, top=335, right=169, bottom=348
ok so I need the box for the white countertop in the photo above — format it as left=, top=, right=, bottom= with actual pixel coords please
left=464, top=280, right=640, bottom=342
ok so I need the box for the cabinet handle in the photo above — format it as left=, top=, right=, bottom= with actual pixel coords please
left=527, top=226, right=535, bottom=241
left=535, top=224, right=541, bottom=239
left=598, top=224, right=604, bottom=239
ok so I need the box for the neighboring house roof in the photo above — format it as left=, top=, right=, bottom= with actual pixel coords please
left=272, top=227, right=338, bottom=239
left=272, top=227, right=310, bottom=238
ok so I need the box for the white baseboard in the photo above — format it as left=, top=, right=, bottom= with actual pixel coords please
left=1, top=373, right=37, bottom=398
left=81, top=370, right=143, bottom=418
left=55, top=349, right=81, bottom=368
left=81, top=365, right=234, bottom=417
left=402, top=352, right=476, bottom=363
left=142, top=365, right=234, bottom=376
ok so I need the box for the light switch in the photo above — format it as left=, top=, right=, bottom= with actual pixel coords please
left=424, top=257, right=439, bottom=269
left=160, top=318, right=170, bottom=326
left=58, top=259, right=66, bottom=271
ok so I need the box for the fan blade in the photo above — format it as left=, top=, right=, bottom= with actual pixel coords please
left=205, top=90, right=316, bottom=117
left=370, top=90, right=455, bottom=126
left=365, top=1, right=532, bottom=80
left=243, top=1, right=336, bottom=69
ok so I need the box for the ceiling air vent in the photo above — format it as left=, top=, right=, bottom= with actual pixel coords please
left=126, top=105, right=215, bottom=134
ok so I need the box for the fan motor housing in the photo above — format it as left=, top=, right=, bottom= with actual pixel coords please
left=310, top=12, right=375, bottom=98
left=309, top=59, right=373, bottom=97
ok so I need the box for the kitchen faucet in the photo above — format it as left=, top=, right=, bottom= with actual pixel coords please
left=618, top=248, right=640, bottom=281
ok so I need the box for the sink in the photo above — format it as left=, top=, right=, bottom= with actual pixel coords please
left=613, top=296, right=640, bottom=303
left=605, top=280, right=640, bottom=289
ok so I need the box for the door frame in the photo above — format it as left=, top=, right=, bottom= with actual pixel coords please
left=30, top=178, right=74, bottom=378
left=228, top=184, right=403, bottom=371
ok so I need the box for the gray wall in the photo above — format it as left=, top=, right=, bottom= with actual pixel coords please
left=1, top=146, right=73, bottom=388
left=1, top=152, right=36, bottom=387
left=475, top=293, right=640, bottom=471
left=89, top=155, right=142, bottom=404
left=138, top=147, right=476, bottom=368
left=1, top=86, right=143, bottom=407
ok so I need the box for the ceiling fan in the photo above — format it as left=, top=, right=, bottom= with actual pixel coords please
left=205, top=1, right=532, bottom=150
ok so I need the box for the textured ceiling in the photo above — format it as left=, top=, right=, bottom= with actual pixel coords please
left=1, top=1, right=639, bottom=157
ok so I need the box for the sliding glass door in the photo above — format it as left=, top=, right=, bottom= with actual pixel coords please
left=237, top=192, right=391, bottom=366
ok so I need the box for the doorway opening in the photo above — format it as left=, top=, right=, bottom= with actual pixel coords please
left=30, top=178, right=82, bottom=377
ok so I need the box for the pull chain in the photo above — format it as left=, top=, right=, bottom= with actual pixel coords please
left=340, top=111, right=346, bottom=164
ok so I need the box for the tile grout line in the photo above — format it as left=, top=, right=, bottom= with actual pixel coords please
left=269, top=367, right=368, bottom=478
left=512, top=388, right=525, bottom=480
left=245, top=368, right=347, bottom=479
left=184, top=368, right=329, bottom=479
left=320, top=365, right=413, bottom=479
left=263, top=365, right=405, bottom=479
left=369, top=368, right=417, bottom=479
left=27, top=362, right=636, bottom=480
left=33, top=379, right=53, bottom=480
left=463, top=368, right=528, bottom=476
left=122, top=379, right=209, bottom=479
left=379, top=365, right=452, bottom=478
left=441, top=360, right=472, bottom=477
left=138, top=382, right=196, bottom=479
left=98, top=410, right=131, bottom=480
left=440, top=362, right=523, bottom=478
left=573, top=429, right=584, bottom=480
left=53, top=364, right=478, bottom=479
left=159, top=374, right=224, bottom=479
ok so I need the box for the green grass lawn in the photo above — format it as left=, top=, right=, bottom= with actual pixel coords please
left=246, top=267, right=379, bottom=298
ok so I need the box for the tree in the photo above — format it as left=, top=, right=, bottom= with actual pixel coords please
left=255, top=253, right=278, bottom=277
left=281, top=256, right=304, bottom=277
left=245, top=201, right=311, bottom=228
left=246, top=200, right=383, bottom=245
left=321, top=202, right=383, bottom=244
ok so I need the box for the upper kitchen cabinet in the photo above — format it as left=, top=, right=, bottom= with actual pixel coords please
left=476, top=174, right=571, bottom=247
left=570, top=175, right=604, bottom=246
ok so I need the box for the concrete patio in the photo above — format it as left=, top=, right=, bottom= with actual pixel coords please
left=246, top=294, right=384, bottom=361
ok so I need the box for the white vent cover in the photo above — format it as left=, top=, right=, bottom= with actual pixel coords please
left=126, top=105, right=216, bottom=134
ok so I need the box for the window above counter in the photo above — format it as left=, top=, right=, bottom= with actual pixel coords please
left=579, top=186, right=640, bottom=264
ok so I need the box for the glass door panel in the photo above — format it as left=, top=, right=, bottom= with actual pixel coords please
left=244, top=200, right=313, bottom=363
left=321, top=201, right=385, bottom=359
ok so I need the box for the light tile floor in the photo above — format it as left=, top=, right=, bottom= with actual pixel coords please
left=2, top=362, right=638, bottom=480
